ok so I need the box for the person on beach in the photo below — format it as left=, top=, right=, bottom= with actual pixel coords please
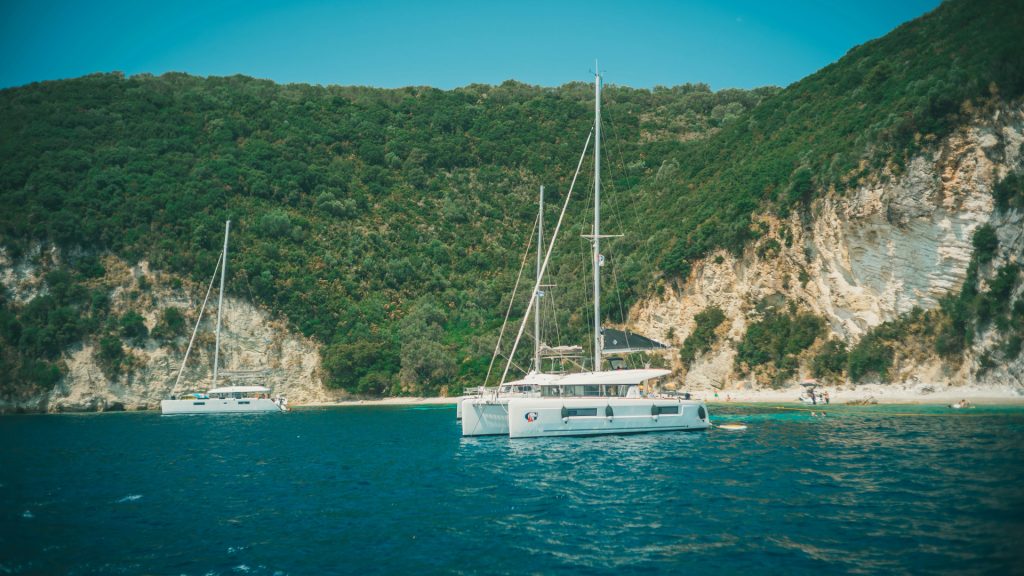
left=824, top=391, right=830, bottom=405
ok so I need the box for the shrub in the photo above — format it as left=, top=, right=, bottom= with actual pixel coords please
left=971, top=224, right=999, bottom=264
left=151, top=307, right=186, bottom=343
left=848, top=334, right=894, bottom=382
left=993, top=172, right=1023, bottom=212
left=813, top=339, right=848, bottom=380
left=119, top=311, right=148, bottom=345
left=735, top=306, right=825, bottom=375
left=97, top=335, right=125, bottom=377
left=679, top=306, right=726, bottom=368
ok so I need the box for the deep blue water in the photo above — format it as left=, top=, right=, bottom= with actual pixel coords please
left=2, top=404, right=1023, bottom=575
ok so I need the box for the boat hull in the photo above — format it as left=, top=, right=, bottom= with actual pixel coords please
left=160, top=398, right=285, bottom=414
left=507, top=398, right=710, bottom=438
left=461, top=398, right=511, bottom=436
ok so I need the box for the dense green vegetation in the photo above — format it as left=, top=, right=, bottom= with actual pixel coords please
left=0, top=70, right=771, bottom=395
left=811, top=340, right=848, bottom=382
left=641, top=0, right=1024, bottom=278
left=993, top=172, right=1024, bottom=212
left=734, top=303, right=825, bottom=384
left=679, top=306, right=726, bottom=368
left=2, top=0, right=1021, bottom=396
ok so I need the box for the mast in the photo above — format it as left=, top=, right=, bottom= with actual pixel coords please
left=535, top=185, right=544, bottom=374
left=592, top=65, right=602, bottom=373
left=212, top=220, right=230, bottom=387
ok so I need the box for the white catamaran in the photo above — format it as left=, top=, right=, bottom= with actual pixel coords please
left=460, top=186, right=550, bottom=435
left=464, top=66, right=710, bottom=438
left=160, top=221, right=288, bottom=415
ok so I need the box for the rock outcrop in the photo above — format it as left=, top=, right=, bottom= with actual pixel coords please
left=0, top=254, right=331, bottom=412
left=630, top=104, right=1024, bottom=391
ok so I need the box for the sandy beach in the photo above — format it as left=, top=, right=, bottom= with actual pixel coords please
left=302, top=382, right=1024, bottom=407
left=697, top=382, right=1024, bottom=405
left=304, top=397, right=459, bottom=407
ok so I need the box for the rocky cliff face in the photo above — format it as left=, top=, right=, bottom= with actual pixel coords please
left=0, top=254, right=331, bottom=412
left=4, top=104, right=1022, bottom=410
left=630, top=104, right=1024, bottom=391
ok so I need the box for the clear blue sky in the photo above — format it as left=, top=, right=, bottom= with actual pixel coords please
left=0, top=0, right=941, bottom=91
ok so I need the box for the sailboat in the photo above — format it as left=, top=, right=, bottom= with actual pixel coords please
left=465, top=66, right=710, bottom=438
left=160, top=221, right=288, bottom=415
left=461, top=187, right=552, bottom=436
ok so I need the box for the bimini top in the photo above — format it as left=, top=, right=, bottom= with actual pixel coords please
left=207, top=386, right=272, bottom=394
left=602, top=328, right=668, bottom=355
left=554, top=368, right=671, bottom=386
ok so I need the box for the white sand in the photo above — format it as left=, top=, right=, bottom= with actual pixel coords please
left=303, top=397, right=459, bottom=407
left=698, top=382, right=1024, bottom=405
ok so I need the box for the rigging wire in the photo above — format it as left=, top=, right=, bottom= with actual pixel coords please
left=602, top=92, right=665, bottom=359
left=173, top=252, right=223, bottom=391
left=482, top=211, right=539, bottom=388
left=498, top=129, right=593, bottom=387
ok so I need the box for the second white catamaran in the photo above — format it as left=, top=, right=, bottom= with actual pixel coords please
left=160, top=221, right=288, bottom=415
left=462, top=67, right=710, bottom=438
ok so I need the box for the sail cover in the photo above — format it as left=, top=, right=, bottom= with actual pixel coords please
left=602, top=328, right=668, bottom=354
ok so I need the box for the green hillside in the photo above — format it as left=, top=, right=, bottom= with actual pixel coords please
left=642, top=0, right=1024, bottom=277
left=1, top=0, right=1021, bottom=396
left=0, top=71, right=771, bottom=395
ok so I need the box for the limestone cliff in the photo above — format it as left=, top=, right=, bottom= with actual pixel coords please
left=0, top=253, right=331, bottom=412
left=629, top=104, right=1024, bottom=391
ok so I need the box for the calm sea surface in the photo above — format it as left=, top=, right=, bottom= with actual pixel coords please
left=2, top=403, right=1023, bottom=575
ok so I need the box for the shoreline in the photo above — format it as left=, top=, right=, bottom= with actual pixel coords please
left=304, top=383, right=1024, bottom=407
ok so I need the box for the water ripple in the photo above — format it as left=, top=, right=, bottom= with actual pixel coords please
left=1, top=405, right=1023, bottom=574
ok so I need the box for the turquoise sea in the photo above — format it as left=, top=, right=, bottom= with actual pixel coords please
left=1, top=403, right=1023, bottom=575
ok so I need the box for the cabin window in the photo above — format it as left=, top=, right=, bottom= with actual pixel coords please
left=565, top=408, right=598, bottom=417
left=563, top=385, right=584, bottom=397
left=654, top=405, right=679, bottom=415
left=193, top=402, right=206, bottom=406
left=582, top=385, right=600, bottom=396
left=239, top=401, right=250, bottom=405
left=542, top=387, right=560, bottom=398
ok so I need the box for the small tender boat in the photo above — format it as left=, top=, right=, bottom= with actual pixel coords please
left=798, top=380, right=829, bottom=405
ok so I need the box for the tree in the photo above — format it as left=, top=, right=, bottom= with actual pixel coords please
left=97, top=335, right=125, bottom=378
left=971, top=224, right=998, bottom=264
left=812, top=340, right=848, bottom=380
left=119, top=311, right=149, bottom=345
left=152, top=307, right=185, bottom=343
left=679, top=307, right=726, bottom=368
